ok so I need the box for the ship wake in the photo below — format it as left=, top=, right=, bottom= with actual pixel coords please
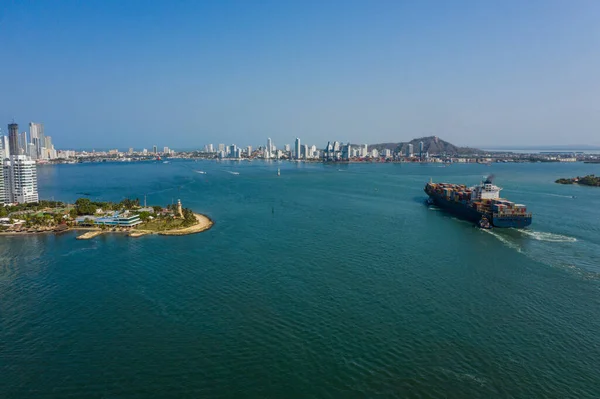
left=481, top=229, right=522, bottom=252
left=515, top=229, right=577, bottom=243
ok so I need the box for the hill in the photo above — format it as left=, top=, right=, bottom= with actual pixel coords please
left=369, top=136, right=482, bottom=155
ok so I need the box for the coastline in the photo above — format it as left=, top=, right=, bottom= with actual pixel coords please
left=0, top=213, right=214, bottom=238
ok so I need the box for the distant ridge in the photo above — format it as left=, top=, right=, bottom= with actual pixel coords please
left=369, top=136, right=483, bottom=155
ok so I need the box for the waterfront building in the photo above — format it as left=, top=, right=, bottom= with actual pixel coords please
left=295, top=138, right=301, bottom=160
left=8, top=123, right=19, bottom=158
left=218, top=144, right=225, bottom=152
left=406, top=144, right=414, bottom=157
left=419, top=141, right=424, bottom=158
left=3, top=155, right=39, bottom=204
left=163, top=146, right=170, bottom=154
left=361, top=144, right=368, bottom=157
left=266, top=138, right=273, bottom=159
left=371, top=149, right=379, bottom=158
left=383, top=149, right=392, bottom=158
left=303, top=144, right=309, bottom=159
left=0, top=149, right=4, bottom=204
left=142, top=148, right=148, bottom=155
left=246, top=146, right=252, bottom=157
left=76, top=211, right=142, bottom=227
left=128, top=148, right=133, bottom=155
left=153, top=145, right=157, bottom=154
left=284, top=144, right=290, bottom=152
left=208, top=144, right=214, bottom=153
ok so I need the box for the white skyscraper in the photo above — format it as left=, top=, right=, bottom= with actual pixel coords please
left=208, top=144, right=214, bottom=153
left=266, top=138, right=273, bottom=159
left=295, top=137, right=301, bottom=160
left=218, top=143, right=225, bottom=152
left=1, top=136, right=10, bottom=159
left=0, top=149, right=4, bottom=204
left=406, top=144, right=414, bottom=157
left=246, top=146, right=252, bottom=157
left=4, top=156, right=39, bottom=204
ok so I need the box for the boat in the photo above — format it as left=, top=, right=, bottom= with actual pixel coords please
left=424, top=176, right=532, bottom=228
left=277, top=168, right=280, bottom=176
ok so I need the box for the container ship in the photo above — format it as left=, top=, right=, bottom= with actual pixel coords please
left=424, top=177, right=532, bottom=228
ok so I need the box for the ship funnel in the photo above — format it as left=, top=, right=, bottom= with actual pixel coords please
left=484, top=174, right=495, bottom=184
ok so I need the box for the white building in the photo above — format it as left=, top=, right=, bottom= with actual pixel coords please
left=246, top=146, right=252, bottom=157
left=1, top=136, right=10, bottom=159
left=361, top=144, right=368, bottom=157
left=207, top=144, right=214, bottom=153
left=0, top=150, right=4, bottom=204
left=266, top=138, right=273, bottom=159
left=3, top=156, right=39, bottom=204
left=406, top=144, right=414, bottom=157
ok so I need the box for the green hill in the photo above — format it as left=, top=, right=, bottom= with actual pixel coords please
left=369, top=136, right=482, bottom=155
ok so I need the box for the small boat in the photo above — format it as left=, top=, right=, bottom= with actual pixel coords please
left=478, top=216, right=492, bottom=229
left=277, top=168, right=280, bottom=176
left=163, top=161, right=170, bottom=164
left=194, top=170, right=206, bottom=174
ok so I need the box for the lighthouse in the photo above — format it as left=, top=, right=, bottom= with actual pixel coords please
left=177, top=199, right=183, bottom=218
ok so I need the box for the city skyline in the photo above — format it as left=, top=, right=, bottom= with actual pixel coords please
left=1, top=2, right=600, bottom=148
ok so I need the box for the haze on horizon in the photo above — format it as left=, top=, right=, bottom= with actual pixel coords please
left=1, top=0, right=599, bottom=150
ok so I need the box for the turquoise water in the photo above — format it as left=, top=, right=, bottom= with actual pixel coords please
left=1, top=160, right=600, bottom=398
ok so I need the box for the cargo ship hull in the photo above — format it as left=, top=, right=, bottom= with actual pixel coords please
left=427, top=191, right=532, bottom=228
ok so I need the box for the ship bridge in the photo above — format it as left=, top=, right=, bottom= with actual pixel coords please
left=472, top=179, right=501, bottom=200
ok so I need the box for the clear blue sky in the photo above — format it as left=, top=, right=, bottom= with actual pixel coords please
left=1, top=0, right=599, bottom=149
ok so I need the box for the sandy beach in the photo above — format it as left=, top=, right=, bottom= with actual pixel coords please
left=158, top=214, right=214, bottom=236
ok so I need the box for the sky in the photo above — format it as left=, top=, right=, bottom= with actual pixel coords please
left=1, top=0, right=600, bottom=150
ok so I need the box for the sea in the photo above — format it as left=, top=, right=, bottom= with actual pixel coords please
left=1, top=160, right=599, bottom=398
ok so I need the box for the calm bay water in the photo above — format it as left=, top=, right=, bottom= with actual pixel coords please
left=1, top=160, right=600, bottom=398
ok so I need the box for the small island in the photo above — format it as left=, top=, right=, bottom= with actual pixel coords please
left=555, top=174, right=600, bottom=187
left=0, top=197, right=213, bottom=239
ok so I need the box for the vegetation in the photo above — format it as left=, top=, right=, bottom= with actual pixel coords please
left=72, top=197, right=141, bottom=216
left=556, top=175, right=600, bottom=186
left=2, top=196, right=200, bottom=233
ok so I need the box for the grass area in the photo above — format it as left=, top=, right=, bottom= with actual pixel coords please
left=138, top=218, right=186, bottom=232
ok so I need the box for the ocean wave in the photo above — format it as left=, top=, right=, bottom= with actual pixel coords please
left=516, top=229, right=577, bottom=243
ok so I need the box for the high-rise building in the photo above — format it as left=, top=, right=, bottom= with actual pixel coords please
left=284, top=144, right=290, bottom=152
left=1, top=136, right=10, bottom=159
left=362, top=144, right=368, bottom=157
left=295, top=137, right=301, bottom=160
left=246, top=146, right=252, bottom=157
left=208, top=144, right=214, bottom=153
left=163, top=146, right=170, bottom=154
left=153, top=145, right=158, bottom=154
left=128, top=148, right=134, bottom=155
left=29, top=122, right=43, bottom=141
left=0, top=149, right=4, bottom=204
left=19, top=131, right=28, bottom=154
left=419, top=141, right=424, bottom=158
left=218, top=144, right=225, bottom=152
left=303, top=144, right=309, bottom=159
left=8, top=123, right=19, bottom=158
left=3, top=155, right=39, bottom=204
left=266, top=138, right=273, bottom=159
left=406, top=144, right=414, bottom=157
